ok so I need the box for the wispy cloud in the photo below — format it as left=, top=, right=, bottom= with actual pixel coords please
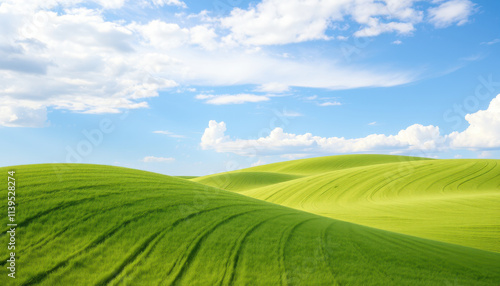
left=481, top=39, right=500, bottom=45
left=151, top=0, right=187, bottom=8
left=153, top=130, right=185, bottom=138
left=368, top=121, right=377, bottom=126
left=428, top=0, right=475, bottom=28
left=195, top=94, right=270, bottom=105
left=255, top=82, right=290, bottom=93
left=0, top=0, right=476, bottom=127
left=318, top=101, right=342, bottom=107
left=142, top=156, right=175, bottom=163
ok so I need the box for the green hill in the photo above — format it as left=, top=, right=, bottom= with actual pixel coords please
left=193, top=171, right=303, bottom=192
left=195, top=156, right=500, bottom=253
left=1, top=163, right=499, bottom=285
left=192, top=154, right=430, bottom=191
left=237, top=154, right=432, bottom=175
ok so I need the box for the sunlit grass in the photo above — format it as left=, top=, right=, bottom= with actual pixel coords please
left=0, top=161, right=499, bottom=285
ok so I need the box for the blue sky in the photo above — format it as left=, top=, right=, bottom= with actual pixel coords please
left=0, top=0, right=499, bottom=175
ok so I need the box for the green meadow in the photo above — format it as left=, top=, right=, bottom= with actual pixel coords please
left=1, top=155, right=500, bottom=285
left=195, top=155, right=500, bottom=253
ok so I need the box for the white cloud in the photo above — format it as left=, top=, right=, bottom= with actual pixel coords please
left=319, top=101, right=342, bottom=106
left=142, top=156, right=175, bottom=162
left=0, top=5, right=418, bottom=128
left=255, top=82, right=290, bottom=93
left=0, top=6, right=178, bottom=127
left=393, top=40, right=403, bottom=45
left=220, top=0, right=429, bottom=44
left=368, top=121, right=377, bottom=125
left=189, top=25, right=218, bottom=50
left=132, top=21, right=218, bottom=50
left=195, top=94, right=270, bottom=105
left=153, top=130, right=185, bottom=138
left=132, top=20, right=189, bottom=49
left=0, top=104, right=47, bottom=128
left=448, top=94, right=500, bottom=149
left=94, top=0, right=125, bottom=9
left=200, top=120, right=229, bottom=150
left=220, top=0, right=344, bottom=46
left=0, top=0, right=476, bottom=127
left=178, top=49, right=416, bottom=90
left=200, top=94, right=500, bottom=156
left=200, top=120, right=445, bottom=156
left=354, top=21, right=414, bottom=37
left=150, top=0, right=187, bottom=8
left=428, top=0, right=475, bottom=28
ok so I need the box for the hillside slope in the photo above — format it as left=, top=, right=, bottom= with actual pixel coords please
left=193, top=154, right=429, bottom=191
left=241, top=154, right=432, bottom=175
left=237, top=158, right=500, bottom=252
left=1, top=164, right=499, bottom=285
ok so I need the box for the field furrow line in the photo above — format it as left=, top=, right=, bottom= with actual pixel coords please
left=440, top=161, right=486, bottom=192
left=0, top=196, right=168, bottom=267
left=21, top=183, right=121, bottom=202
left=366, top=164, right=432, bottom=202
left=20, top=202, right=197, bottom=286
left=308, top=171, right=367, bottom=209
left=263, top=185, right=292, bottom=202
left=319, top=221, right=340, bottom=285
left=164, top=207, right=276, bottom=285
left=421, top=162, right=475, bottom=194
left=299, top=173, right=355, bottom=209
left=278, top=218, right=319, bottom=286
left=456, top=161, right=498, bottom=190
left=327, top=166, right=400, bottom=203
left=0, top=193, right=118, bottom=236
left=94, top=229, right=165, bottom=286
left=111, top=203, right=268, bottom=285
left=19, top=196, right=169, bottom=255
left=219, top=212, right=296, bottom=286
left=476, top=164, right=500, bottom=189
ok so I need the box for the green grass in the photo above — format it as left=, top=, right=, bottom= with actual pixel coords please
left=239, top=154, right=432, bottom=175
left=174, top=176, right=199, bottom=179
left=1, top=163, right=500, bottom=285
left=196, top=155, right=500, bottom=253
left=193, top=171, right=303, bottom=192
left=192, top=154, right=429, bottom=191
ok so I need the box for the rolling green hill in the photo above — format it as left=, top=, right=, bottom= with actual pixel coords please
left=1, top=163, right=500, bottom=285
left=193, top=171, right=303, bottom=192
left=195, top=155, right=500, bottom=253
left=236, top=154, right=432, bottom=175
left=192, top=154, right=429, bottom=191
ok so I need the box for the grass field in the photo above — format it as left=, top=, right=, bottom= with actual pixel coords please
left=195, top=155, right=500, bottom=253
left=1, top=156, right=499, bottom=285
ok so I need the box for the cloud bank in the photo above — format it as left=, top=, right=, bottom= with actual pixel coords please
left=221, top=0, right=475, bottom=45
left=201, top=94, right=500, bottom=156
left=0, top=0, right=476, bottom=127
